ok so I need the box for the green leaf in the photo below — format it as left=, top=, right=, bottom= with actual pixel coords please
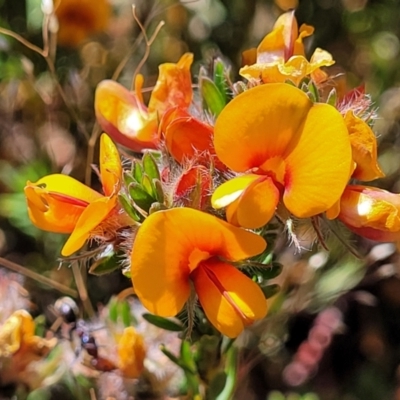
left=142, top=152, right=160, bottom=181
left=261, top=284, right=281, bottom=299
left=118, top=194, right=141, bottom=222
left=326, top=88, right=337, bottom=107
left=118, top=300, right=135, bottom=327
left=128, top=182, right=154, bottom=211
left=201, top=76, right=226, bottom=116
left=141, top=174, right=155, bottom=197
left=152, top=179, right=165, bottom=204
left=213, top=58, right=229, bottom=104
left=132, top=161, right=143, bottom=183
left=88, top=250, right=121, bottom=276
left=142, top=313, right=184, bottom=331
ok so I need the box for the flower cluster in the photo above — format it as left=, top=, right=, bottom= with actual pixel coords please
left=24, top=10, right=395, bottom=343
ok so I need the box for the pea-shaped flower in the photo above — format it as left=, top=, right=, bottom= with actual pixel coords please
left=211, top=83, right=353, bottom=229
left=130, top=208, right=267, bottom=338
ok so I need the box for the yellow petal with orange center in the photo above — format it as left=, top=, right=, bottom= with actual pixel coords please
left=214, top=83, right=312, bottom=172
left=61, top=196, right=116, bottom=256
left=191, top=260, right=267, bottom=338
left=24, top=174, right=102, bottom=233
left=283, top=103, right=352, bottom=217
left=344, top=111, right=384, bottom=181
left=130, top=208, right=266, bottom=317
left=100, top=133, right=122, bottom=196
left=148, top=53, right=193, bottom=115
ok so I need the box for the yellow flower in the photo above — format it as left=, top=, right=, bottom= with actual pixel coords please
left=338, top=185, right=400, bottom=242
left=24, top=134, right=122, bottom=256
left=117, top=327, right=146, bottom=379
left=54, top=0, right=111, bottom=47
left=211, top=83, right=352, bottom=229
left=240, top=11, right=334, bottom=85
left=0, top=310, right=56, bottom=387
left=95, top=53, right=193, bottom=152
left=131, top=208, right=267, bottom=338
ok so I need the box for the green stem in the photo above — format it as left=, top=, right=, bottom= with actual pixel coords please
left=216, top=345, right=238, bottom=400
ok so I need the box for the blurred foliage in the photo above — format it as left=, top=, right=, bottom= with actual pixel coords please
left=1, top=0, right=400, bottom=399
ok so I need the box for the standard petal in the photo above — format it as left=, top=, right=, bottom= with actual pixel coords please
left=148, top=53, right=193, bottom=114
left=214, top=84, right=312, bottom=172
left=61, top=197, right=116, bottom=256
left=24, top=175, right=102, bottom=233
left=283, top=103, right=352, bottom=218
left=100, top=133, right=122, bottom=196
left=95, top=80, right=158, bottom=152
left=130, top=208, right=266, bottom=316
left=191, top=260, right=267, bottom=338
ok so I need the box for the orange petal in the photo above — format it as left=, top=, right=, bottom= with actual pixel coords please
left=293, top=23, right=314, bottom=56
left=24, top=175, right=101, bottom=233
left=99, top=133, right=122, bottom=196
left=164, top=116, right=214, bottom=164
left=61, top=196, right=116, bottom=256
left=191, top=260, right=267, bottom=338
left=283, top=103, right=352, bottom=217
left=174, top=165, right=212, bottom=209
left=212, top=174, right=261, bottom=209
left=344, top=111, right=384, bottom=181
left=95, top=80, right=158, bottom=152
left=235, top=177, right=280, bottom=229
left=130, top=208, right=266, bottom=316
left=148, top=53, right=193, bottom=115
left=214, top=83, right=312, bottom=172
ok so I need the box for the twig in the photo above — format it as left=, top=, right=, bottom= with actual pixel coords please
left=0, top=257, right=78, bottom=297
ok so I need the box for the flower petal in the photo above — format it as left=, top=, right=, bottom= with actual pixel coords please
left=100, top=133, right=122, bottom=196
left=164, top=116, right=214, bottom=164
left=191, top=260, right=267, bottom=338
left=148, top=53, right=194, bottom=114
left=95, top=80, right=158, bottom=152
left=235, top=177, right=280, bottom=228
left=130, top=208, right=266, bottom=316
left=24, top=174, right=101, bottom=233
left=283, top=103, right=352, bottom=217
left=214, top=83, right=312, bottom=172
left=61, top=196, right=116, bottom=256
left=344, top=111, right=384, bottom=181
left=212, top=174, right=261, bottom=209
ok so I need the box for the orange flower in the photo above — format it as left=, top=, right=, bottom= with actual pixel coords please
left=24, top=134, right=122, bottom=256
left=54, top=0, right=111, bottom=47
left=117, top=327, right=146, bottom=379
left=240, top=11, right=334, bottom=85
left=95, top=53, right=193, bottom=152
left=338, top=185, right=400, bottom=242
left=130, top=208, right=267, bottom=338
left=211, top=83, right=352, bottom=229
